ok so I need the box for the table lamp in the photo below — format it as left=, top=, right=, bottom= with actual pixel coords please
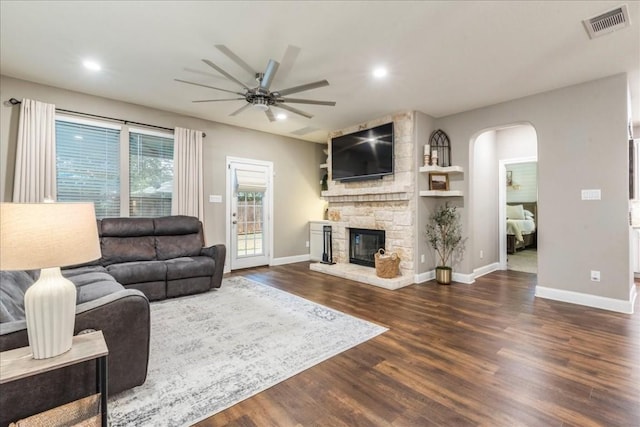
left=0, top=202, right=101, bottom=359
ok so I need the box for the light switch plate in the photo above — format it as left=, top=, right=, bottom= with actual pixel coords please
left=581, top=189, right=601, bottom=200
left=209, top=195, right=222, bottom=203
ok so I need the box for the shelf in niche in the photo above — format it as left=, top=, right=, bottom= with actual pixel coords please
left=419, top=190, right=463, bottom=197
left=419, top=165, right=464, bottom=174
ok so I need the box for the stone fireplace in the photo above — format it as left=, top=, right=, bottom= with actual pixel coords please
left=310, top=111, right=417, bottom=290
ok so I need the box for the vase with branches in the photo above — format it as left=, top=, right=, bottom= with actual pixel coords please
left=425, top=202, right=462, bottom=284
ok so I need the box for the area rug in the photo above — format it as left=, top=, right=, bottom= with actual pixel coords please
left=108, top=276, right=387, bottom=426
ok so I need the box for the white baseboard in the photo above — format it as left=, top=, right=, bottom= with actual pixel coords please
left=535, top=285, right=636, bottom=314
left=270, top=254, right=310, bottom=266
left=414, top=271, right=435, bottom=284
left=473, top=262, right=500, bottom=278
left=453, top=271, right=474, bottom=284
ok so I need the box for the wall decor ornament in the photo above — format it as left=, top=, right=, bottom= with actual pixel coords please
left=429, top=129, right=451, bottom=167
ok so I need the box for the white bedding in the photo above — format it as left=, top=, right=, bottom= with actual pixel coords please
left=506, top=219, right=535, bottom=242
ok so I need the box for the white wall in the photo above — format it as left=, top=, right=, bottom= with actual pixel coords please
left=0, top=75, right=326, bottom=262
left=432, top=73, right=633, bottom=307
left=472, top=131, right=498, bottom=267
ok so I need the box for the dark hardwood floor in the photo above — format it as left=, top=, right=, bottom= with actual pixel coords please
left=194, top=263, right=640, bottom=427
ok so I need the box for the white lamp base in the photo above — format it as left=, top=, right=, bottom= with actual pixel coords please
left=24, top=267, right=77, bottom=359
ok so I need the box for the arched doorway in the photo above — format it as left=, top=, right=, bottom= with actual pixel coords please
left=470, top=123, right=538, bottom=275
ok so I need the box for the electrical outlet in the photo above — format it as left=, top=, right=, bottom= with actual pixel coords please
left=480, top=250, right=484, bottom=259
left=591, top=270, right=600, bottom=282
left=421, top=254, right=425, bottom=263
left=305, top=241, right=309, bottom=248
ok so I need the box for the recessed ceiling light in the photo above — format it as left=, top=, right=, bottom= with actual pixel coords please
left=276, top=113, right=287, bottom=120
left=372, top=67, right=388, bottom=78
left=83, top=60, right=101, bottom=71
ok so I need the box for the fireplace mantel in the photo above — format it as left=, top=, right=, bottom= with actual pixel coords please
left=321, top=185, right=412, bottom=202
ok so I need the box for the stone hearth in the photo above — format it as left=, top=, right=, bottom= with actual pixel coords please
left=310, top=262, right=413, bottom=290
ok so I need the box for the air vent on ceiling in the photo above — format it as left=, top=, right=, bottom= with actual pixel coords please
left=583, top=4, right=630, bottom=39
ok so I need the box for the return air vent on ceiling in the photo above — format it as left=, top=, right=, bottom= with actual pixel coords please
left=583, top=4, right=630, bottom=39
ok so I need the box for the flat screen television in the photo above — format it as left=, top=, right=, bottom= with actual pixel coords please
left=331, top=122, right=394, bottom=182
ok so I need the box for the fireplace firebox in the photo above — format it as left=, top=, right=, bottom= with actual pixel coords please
left=349, top=228, right=385, bottom=267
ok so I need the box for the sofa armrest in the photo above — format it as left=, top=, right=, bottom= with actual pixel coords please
left=201, top=243, right=226, bottom=289
left=0, top=290, right=150, bottom=426
left=75, top=289, right=150, bottom=394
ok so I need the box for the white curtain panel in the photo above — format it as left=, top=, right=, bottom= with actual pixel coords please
left=172, top=127, right=204, bottom=220
left=12, top=99, right=57, bottom=202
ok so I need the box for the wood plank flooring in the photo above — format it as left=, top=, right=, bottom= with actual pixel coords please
left=194, top=263, right=640, bottom=427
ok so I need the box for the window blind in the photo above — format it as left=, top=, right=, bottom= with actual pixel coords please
left=129, top=131, right=174, bottom=217
left=56, top=120, right=121, bottom=218
left=235, top=169, right=267, bottom=193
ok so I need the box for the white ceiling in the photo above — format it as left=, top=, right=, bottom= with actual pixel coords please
left=1, top=1, right=638, bottom=143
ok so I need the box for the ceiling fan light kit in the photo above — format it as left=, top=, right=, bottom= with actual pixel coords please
left=176, top=45, right=336, bottom=122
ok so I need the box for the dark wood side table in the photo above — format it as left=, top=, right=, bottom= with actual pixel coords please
left=0, top=330, right=109, bottom=426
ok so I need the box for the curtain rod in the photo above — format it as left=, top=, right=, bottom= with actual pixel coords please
left=7, top=98, right=206, bottom=137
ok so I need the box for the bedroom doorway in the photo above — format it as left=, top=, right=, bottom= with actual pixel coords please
left=475, top=123, right=537, bottom=275
left=502, top=160, right=538, bottom=273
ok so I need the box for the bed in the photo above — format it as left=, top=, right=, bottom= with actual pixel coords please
left=506, top=202, right=537, bottom=254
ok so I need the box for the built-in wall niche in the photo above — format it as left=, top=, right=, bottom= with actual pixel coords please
left=506, top=162, right=537, bottom=203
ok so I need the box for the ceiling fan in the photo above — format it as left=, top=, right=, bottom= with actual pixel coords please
left=175, top=45, right=336, bottom=122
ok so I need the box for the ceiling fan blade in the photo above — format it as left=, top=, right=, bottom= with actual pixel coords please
left=260, top=59, right=280, bottom=91
left=202, top=59, right=252, bottom=90
left=229, top=103, right=252, bottom=117
left=274, top=80, right=329, bottom=97
left=183, top=67, right=221, bottom=79
left=214, top=44, right=256, bottom=78
left=279, top=98, right=336, bottom=106
left=276, top=45, right=301, bottom=83
left=174, top=79, right=244, bottom=96
left=192, top=98, right=245, bottom=103
left=274, top=103, right=313, bottom=119
left=265, top=108, right=276, bottom=122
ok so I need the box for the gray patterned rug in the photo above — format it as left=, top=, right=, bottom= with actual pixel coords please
left=108, top=276, right=387, bottom=426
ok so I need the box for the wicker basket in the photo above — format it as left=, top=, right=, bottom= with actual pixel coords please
left=374, top=249, right=400, bottom=279
left=10, top=393, right=100, bottom=427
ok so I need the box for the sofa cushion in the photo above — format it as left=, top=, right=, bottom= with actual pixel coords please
left=61, top=266, right=124, bottom=305
left=101, top=236, right=156, bottom=265
left=164, top=256, right=215, bottom=280
left=100, top=217, right=155, bottom=237
left=155, top=235, right=203, bottom=260
left=75, top=280, right=125, bottom=305
left=0, top=271, right=34, bottom=322
left=106, top=261, right=166, bottom=285
left=154, top=216, right=201, bottom=236
left=63, top=265, right=108, bottom=280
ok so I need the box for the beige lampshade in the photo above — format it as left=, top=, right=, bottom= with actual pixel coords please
left=0, top=202, right=101, bottom=270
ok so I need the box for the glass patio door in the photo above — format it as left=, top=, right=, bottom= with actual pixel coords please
left=229, top=160, right=271, bottom=269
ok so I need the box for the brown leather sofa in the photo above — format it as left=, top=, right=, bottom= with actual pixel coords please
left=93, top=215, right=226, bottom=301
left=0, top=215, right=226, bottom=426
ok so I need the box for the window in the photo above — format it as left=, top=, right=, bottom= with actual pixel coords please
left=56, top=118, right=121, bottom=218
left=129, top=131, right=173, bottom=217
left=55, top=117, right=174, bottom=218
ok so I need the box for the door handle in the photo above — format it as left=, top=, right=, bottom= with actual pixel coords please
left=232, top=220, right=237, bottom=224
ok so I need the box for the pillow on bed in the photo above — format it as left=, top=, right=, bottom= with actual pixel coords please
left=524, top=209, right=535, bottom=220
left=507, top=204, right=525, bottom=220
